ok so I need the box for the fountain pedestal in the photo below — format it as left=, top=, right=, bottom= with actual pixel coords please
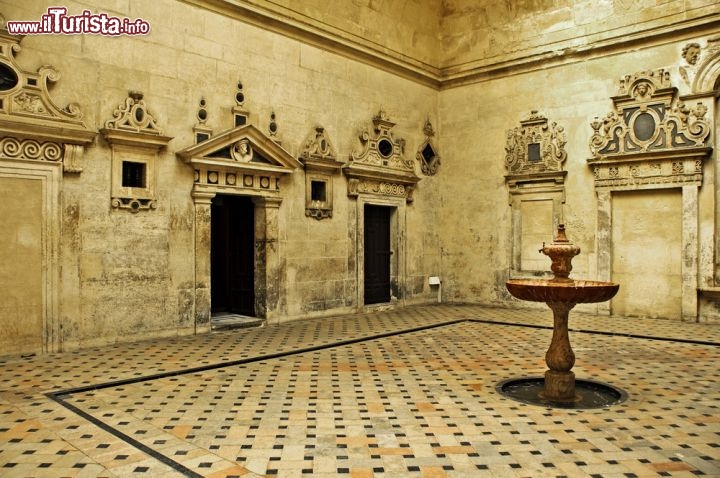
left=502, top=225, right=624, bottom=407
left=542, top=301, right=576, bottom=402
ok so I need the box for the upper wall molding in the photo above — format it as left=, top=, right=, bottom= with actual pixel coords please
left=182, top=0, right=720, bottom=90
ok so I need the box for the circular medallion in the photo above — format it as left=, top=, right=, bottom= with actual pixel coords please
left=378, top=138, right=393, bottom=158
left=0, top=63, right=18, bottom=91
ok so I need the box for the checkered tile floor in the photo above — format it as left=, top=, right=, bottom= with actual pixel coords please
left=1, top=305, right=719, bottom=477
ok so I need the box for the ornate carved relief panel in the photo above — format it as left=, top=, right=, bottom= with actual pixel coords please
left=177, top=124, right=301, bottom=197
left=177, top=82, right=301, bottom=199
left=588, top=69, right=711, bottom=190
left=678, top=35, right=720, bottom=94
left=100, top=91, right=172, bottom=212
left=0, top=23, right=95, bottom=171
left=300, top=126, right=342, bottom=219
left=505, top=111, right=568, bottom=276
left=343, top=110, right=420, bottom=203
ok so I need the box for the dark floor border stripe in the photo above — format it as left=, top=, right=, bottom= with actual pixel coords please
left=46, top=393, right=203, bottom=478
left=45, top=315, right=718, bottom=477
left=468, top=318, right=720, bottom=346
left=49, top=318, right=468, bottom=397
left=45, top=318, right=467, bottom=477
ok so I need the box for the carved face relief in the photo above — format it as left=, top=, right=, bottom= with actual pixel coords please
left=634, top=82, right=650, bottom=99
left=682, top=42, right=701, bottom=65
left=231, top=139, right=253, bottom=162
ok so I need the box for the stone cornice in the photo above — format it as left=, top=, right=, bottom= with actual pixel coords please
left=182, top=0, right=720, bottom=90
left=440, top=12, right=720, bottom=89
left=180, top=0, right=442, bottom=88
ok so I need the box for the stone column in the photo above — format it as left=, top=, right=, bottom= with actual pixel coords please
left=595, top=190, right=612, bottom=315
left=192, top=191, right=215, bottom=333
left=682, top=185, right=699, bottom=321
left=253, top=196, right=283, bottom=321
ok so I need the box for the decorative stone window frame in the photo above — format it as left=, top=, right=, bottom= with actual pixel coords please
left=416, top=118, right=440, bottom=176
left=587, top=69, right=713, bottom=319
left=300, top=126, right=343, bottom=219
left=505, top=111, right=568, bottom=278
left=343, top=110, right=420, bottom=204
left=100, top=91, right=172, bottom=212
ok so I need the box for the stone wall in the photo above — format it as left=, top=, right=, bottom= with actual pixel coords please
left=437, top=38, right=717, bottom=321
left=0, top=0, right=443, bottom=353
left=0, top=0, right=718, bottom=356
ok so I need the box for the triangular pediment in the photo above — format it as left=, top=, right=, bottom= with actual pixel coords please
left=176, top=124, right=301, bottom=173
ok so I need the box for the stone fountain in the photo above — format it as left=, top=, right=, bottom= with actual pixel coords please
left=499, top=224, right=627, bottom=408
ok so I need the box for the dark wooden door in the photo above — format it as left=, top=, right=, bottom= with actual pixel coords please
left=211, top=195, right=255, bottom=316
left=364, top=205, right=391, bottom=304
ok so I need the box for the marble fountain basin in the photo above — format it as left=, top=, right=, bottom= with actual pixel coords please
left=505, top=278, right=619, bottom=304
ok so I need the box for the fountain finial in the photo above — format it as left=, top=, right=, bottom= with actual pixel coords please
left=539, top=224, right=580, bottom=282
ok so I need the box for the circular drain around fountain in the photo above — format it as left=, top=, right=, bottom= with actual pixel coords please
left=496, top=376, right=628, bottom=409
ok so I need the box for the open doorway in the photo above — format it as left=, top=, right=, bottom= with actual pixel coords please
left=211, top=195, right=255, bottom=316
left=364, top=204, right=392, bottom=304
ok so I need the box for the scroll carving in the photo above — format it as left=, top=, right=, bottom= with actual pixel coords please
left=0, top=21, right=94, bottom=172
left=589, top=69, right=710, bottom=159
left=588, top=69, right=712, bottom=190
left=343, top=110, right=420, bottom=203
left=105, top=91, right=163, bottom=135
left=505, top=110, right=567, bottom=175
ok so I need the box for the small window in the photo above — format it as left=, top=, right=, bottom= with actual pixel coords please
left=311, top=180, right=327, bottom=202
left=122, top=161, right=146, bottom=188
left=528, top=143, right=541, bottom=162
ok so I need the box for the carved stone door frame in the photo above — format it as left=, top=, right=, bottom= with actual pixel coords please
left=177, top=124, right=301, bottom=331
left=0, top=27, right=94, bottom=355
left=353, top=194, right=407, bottom=308
left=588, top=69, right=713, bottom=320
left=342, top=111, right=419, bottom=310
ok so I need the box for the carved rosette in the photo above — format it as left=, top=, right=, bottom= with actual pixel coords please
left=343, top=110, right=420, bottom=203
left=505, top=110, right=567, bottom=175
left=588, top=69, right=712, bottom=190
